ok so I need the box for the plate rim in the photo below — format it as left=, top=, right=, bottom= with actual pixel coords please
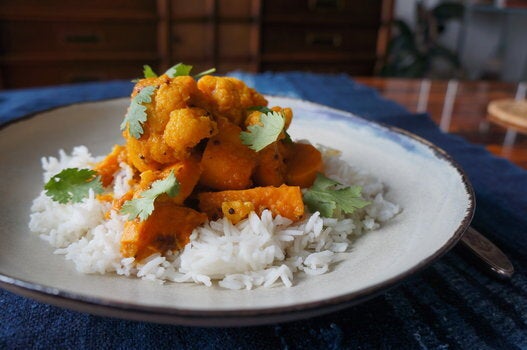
left=0, top=96, right=475, bottom=326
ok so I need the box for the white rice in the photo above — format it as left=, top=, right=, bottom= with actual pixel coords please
left=29, top=145, right=400, bottom=290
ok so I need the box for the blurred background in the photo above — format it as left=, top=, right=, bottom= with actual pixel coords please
left=1, top=0, right=526, bottom=87
left=0, top=0, right=526, bottom=167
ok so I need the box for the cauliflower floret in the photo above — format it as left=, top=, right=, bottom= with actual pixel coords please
left=163, top=107, right=218, bottom=159
left=124, top=75, right=202, bottom=172
left=197, top=75, right=268, bottom=126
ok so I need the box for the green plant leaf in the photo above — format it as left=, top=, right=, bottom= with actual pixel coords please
left=303, top=173, right=370, bottom=218
left=164, top=63, right=193, bottom=78
left=120, top=85, right=157, bottom=139
left=248, top=106, right=273, bottom=114
left=44, top=168, right=103, bottom=204
left=120, top=171, right=180, bottom=221
left=240, top=110, right=285, bottom=152
left=143, top=65, right=158, bottom=78
left=193, top=68, right=216, bottom=79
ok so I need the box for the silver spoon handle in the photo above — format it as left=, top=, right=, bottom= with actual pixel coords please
left=460, top=226, right=514, bottom=279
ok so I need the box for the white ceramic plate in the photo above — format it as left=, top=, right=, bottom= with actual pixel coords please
left=0, top=96, right=474, bottom=326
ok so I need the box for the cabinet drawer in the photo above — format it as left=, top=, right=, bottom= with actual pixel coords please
left=218, top=0, right=258, bottom=18
left=171, top=0, right=256, bottom=19
left=263, top=0, right=382, bottom=26
left=171, top=23, right=214, bottom=59
left=0, top=0, right=155, bottom=18
left=0, top=21, right=157, bottom=53
left=171, top=0, right=213, bottom=18
left=262, top=25, right=378, bottom=54
left=218, top=23, right=256, bottom=59
left=1, top=60, right=153, bottom=88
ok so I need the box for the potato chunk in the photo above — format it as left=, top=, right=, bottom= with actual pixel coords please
left=285, top=143, right=323, bottom=188
left=120, top=202, right=207, bottom=260
left=253, top=142, right=287, bottom=187
left=221, top=201, right=255, bottom=224
left=199, top=118, right=257, bottom=190
left=198, top=185, right=304, bottom=222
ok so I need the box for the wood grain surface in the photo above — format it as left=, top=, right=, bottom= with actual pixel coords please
left=356, top=77, right=527, bottom=169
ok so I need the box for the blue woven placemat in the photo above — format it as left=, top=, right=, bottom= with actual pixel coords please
left=1, top=72, right=526, bottom=349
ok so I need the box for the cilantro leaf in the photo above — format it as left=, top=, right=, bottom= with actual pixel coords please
left=120, top=85, right=156, bottom=139
left=248, top=106, right=273, bottom=114
left=120, top=171, right=180, bottom=221
left=303, top=173, right=370, bottom=218
left=164, top=63, right=216, bottom=79
left=143, top=65, right=158, bottom=78
left=282, top=129, right=294, bottom=144
left=193, top=67, right=216, bottom=79
left=44, top=168, right=103, bottom=204
left=240, top=111, right=285, bottom=152
left=248, top=106, right=294, bottom=144
left=134, top=63, right=216, bottom=82
left=164, top=63, right=193, bottom=78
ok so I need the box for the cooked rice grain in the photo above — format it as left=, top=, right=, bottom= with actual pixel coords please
left=29, top=146, right=400, bottom=289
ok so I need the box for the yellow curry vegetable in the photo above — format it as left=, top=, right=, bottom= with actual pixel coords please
left=97, top=72, right=322, bottom=261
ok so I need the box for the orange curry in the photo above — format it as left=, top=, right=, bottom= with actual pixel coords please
left=95, top=74, right=323, bottom=261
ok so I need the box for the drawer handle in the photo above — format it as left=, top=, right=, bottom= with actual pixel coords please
left=64, top=33, right=102, bottom=44
left=305, top=33, right=342, bottom=48
left=308, top=0, right=344, bottom=11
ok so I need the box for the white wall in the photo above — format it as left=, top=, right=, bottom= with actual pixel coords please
left=394, top=0, right=527, bottom=81
left=460, top=8, right=527, bottom=81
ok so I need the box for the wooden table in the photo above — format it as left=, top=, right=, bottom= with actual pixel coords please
left=356, top=77, right=527, bottom=169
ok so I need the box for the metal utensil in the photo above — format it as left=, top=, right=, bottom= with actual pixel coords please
left=460, top=226, right=514, bottom=279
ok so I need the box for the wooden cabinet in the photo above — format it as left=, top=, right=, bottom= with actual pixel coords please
left=0, top=0, right=158, bottom=87
left=168, top=0, right=260, bottom=74
left=260, top=0, right=386, bottom=74
left=0, top=0, right=391, bottom=89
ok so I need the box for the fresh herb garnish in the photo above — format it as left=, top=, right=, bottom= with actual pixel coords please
left=165, top=63, right=193, bottom=78
left=248, top=106, right=294, bottom=144
left=140, top=63, right=216, bottom=80
left=120, top=171, right=180, bottom=221
left=303, top=173, right=370, bottom=218
left=44, top=168, right=103, bottom=204
left=193, top=67, right=216, bottom=79
left=143, top=64, right=158, bottom=78
left=240, top=110, right=286, bottom=152
left=120, top=85, right=156, bottom=139
left=248, top=106, right=273, bottom=114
